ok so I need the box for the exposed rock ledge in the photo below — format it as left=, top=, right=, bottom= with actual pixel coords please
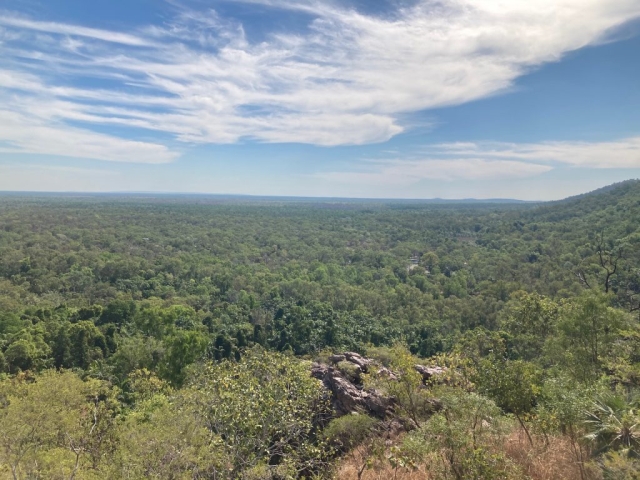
left=311, top=362, right=394, bottom=417
left=311, top=352, right=445, bottom=418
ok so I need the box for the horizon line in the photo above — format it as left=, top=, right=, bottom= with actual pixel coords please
left=0, top=190, right=541, bottom=203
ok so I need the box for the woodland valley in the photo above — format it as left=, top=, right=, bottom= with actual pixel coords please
left=1, top=180, right=640, bottom=479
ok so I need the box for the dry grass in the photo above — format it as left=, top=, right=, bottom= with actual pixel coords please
left=337, top=453, right=433, bottom=480
left=335, top=428, right=602, bottom=480
left=503, top=430, right=599, bottom=480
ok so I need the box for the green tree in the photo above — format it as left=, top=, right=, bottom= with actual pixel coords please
left=401, top=388, right=520, bottom=480
left=97, top=299, right=136, bottom=328
left=585, top=393, right=640, bottom=457
left=108, top=395, right=224, bottom=479
left=4, top=328, right=51, bottom=373
left=159, top=330, right=209, bottom=387
left=535, top=376, right=595, bottom=480
left=546, top=292, right=629, bottom=383
left=475, top=357, right=542, bottom=445
left=183, top=348, right=330, bottom=477
left=501, top=292, right=559, bottom=361
left=367, top=344, right=434, bottom=428
left=0, top=370, right=118, bottom=480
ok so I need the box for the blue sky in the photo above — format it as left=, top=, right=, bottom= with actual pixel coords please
left=1, top=0, right=639, bottom=200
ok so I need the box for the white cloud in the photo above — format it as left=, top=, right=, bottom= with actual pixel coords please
left=0, top=110, right=178, bottom=164
left=316, top=135, right=640, bottom=187
left=0, top=16, right=153, bottom=46
left=0, top=0, right=639, bottom=160
left=317, top=158, right=552, bottom=186
left=0, top=164, right=118, bottom=176
left=436, top=137, right=640, bottom=169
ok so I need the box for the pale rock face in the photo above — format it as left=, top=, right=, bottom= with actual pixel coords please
left=311, top=351, right=446, bottom=418
left=311, top=361, right=394, bottom=418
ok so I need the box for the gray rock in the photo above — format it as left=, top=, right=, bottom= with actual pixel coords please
left=343, top=352, right=373, bottom=372
left=329, top=354, right=346, bottom=364
left=312, top=353, right=445, bottom=419
left=414, top=364, right=446, bottom=383
left=311, top=362, right=394, bottom=418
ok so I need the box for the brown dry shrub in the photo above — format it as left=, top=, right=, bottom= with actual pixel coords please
left=502, top=430, right=600, bottom=480
left=337, top=447, right=433, bottom=480
left=335, top=427, right=604, bottom=480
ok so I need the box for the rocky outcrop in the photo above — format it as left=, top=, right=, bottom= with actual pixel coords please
left=342, top=352, right=373, bottom=371
left=312, top=352, right=446, bottom=419
left=414, top=365, right=446, bottom=383
left=311, top=362, right=394, bottom=418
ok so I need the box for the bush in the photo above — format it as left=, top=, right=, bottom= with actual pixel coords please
left=324, top=414, right=379, bottom=452
left=400, top=388, right=522, bottom=479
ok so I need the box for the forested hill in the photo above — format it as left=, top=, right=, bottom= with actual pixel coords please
left=525, top=178, right=640, bottom=222
left=1, top=181, right=640, bottom=479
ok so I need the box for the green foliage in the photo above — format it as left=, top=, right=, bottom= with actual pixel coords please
left=474, top=357, right=542, bottom=440
left=500, top=291, right=559, bottom=361
left=324, top=414, right=379, bottom=451
left=159, top=329, right=209, bottom=387
left=600, top=450, right=640, bottom=480
left=366, top=344, right=433, bottom=427
left=98, top=299, right=136, bottom=327
left=534, top=375, right=594, bottom=438
left=585, top=393, right=640, bottom=456
left=531, top=375, right=597, bottom=478
left=183, top=348, right=331, bottom=477
left=107, top=334, right=164, bottom=382
left=0, top=183, right=639, bottom=478
left=546, top=292, right=629, bottom=383
left=336, top=360, right=362, bottom=383
left=107, top=395, right=224, bottom=479
left=400, top=387, right=521, bottom=480
left=0, top=370, right=119, bottom=479
left=3, top=327, right=51, bottom=373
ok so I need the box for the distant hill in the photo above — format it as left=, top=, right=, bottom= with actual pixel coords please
left=558, top=179, right=640, bottom=203
left=523, top=179, right=640, bottom=223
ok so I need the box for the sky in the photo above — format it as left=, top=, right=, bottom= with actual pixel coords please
left=1, top=0, right=640, bottom=200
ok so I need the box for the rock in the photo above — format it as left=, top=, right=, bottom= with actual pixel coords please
left=362, top=387, right=394, bottom=417
left=329, top=354, right=346, bottom=364
left=311, top=362, right=394, bottom=418
left=311, top=362, right=330, bottom=379
left=343, top=352, right=373, bottom=372
left=376, top=366, right=398, bottom=381
left=336, top=360, right=364, bottom=382
left=414, top=364, right=446, bottom=383
left=312, top=353, right=445, bottom=419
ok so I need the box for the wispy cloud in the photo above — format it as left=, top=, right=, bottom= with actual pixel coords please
left=317, top=159, right=553, bottom=185
left=0, top=15, right=153, bottom=46
left=317, top=135, right=640, bottom=185
left=436, top=137, right=640, bottom=169
left=0, top=109, right=178, bottom=164
left=0, top=0, right=639, bottom=161
left=0, top=163, right=119, bottom=175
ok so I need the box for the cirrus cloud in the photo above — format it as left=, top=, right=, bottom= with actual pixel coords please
left=437, top=137, right=640, bottom=169
left=315, top=135, right=640, bottom=186
left=0, top=0, right=639, bottom=162
left=317, top=158, right=553, bottom=185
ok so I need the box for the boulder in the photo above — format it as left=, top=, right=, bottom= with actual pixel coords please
left=329, top=354, right=346, bottom=364
left=376, top=366, right=398, bottom=381
left=414, top=364, right=446, bottom=383
left=343, top=352, right=373, bottom=372
left=311, top=362, right=394, bottom=418
left=311, top=353, right=445, bottom=419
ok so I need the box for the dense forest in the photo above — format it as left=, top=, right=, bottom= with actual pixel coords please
left=1, top=180, right=640, bottom=479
